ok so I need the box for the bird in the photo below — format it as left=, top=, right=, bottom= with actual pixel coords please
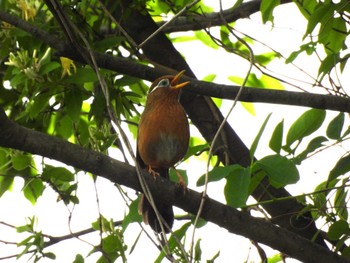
left=137, top=70, right=190, bottom=233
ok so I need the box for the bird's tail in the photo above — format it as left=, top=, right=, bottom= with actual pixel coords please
left=139, top=167, right=174, bottom=233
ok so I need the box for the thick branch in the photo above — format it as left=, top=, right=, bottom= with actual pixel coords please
left=0, top=109, right=347, bottom=263
left=158, top=0, right=292, bottom=33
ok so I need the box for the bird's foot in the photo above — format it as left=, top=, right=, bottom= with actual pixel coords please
left=148, top=166, right=160, bottom=179
left=172, top=167, right=188, bottom=191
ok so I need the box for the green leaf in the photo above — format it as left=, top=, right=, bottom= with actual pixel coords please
left=249, top=169, right=266, bottom=195
left=94, top=36, right=124, bottom=51
left=255, top=154, right=299, bottom=188
left=116, top=76, right=142, bottom=87
left=202, top=74, right=216, bottom=82
left=259, top=74, right=284, bottom=90
left=294, top=0, right=317, bottom=19
left=267, top=254, right=283, bottom=263
left=171, top=35, right=197, bottom=43
left=96, top=232, right=126, bottom=263
left=0, top=176, right=14, bottom=198
left=229, top=73, right=259, bottom=87
left=250, top=113, right=272, bottom=160
left=23, top=178, right=44, bottom=205
left=286, top=109, right=326, bottom=148
left=224, top=167, right=251, bottom=208
left=56, top=114, right=73, bottom=139
left=220, top=26, right=234, bottom=50
left=65, top=88, right=83, bottom=122
left=229, top=73, right=283, bottom=90
left=305, top=3, right=333, bottom=36
left=194, top=238, right=202, bottom=261
left=318, top=54, right=339, bottom=81
left=327, top=112, right=344, bottom=140
left=255, top=52, right=280, bottom=66
left=340, top=53, right=350, bottom=73
left=341, top=247, right=350, bottom=258
left=328, top=220, right=350, bottom=240
left=102, top=235, right=122, bottom=253
left=155, top=222, right=192, bottom=263
left=194, top=30, right=218, bottom=49
left=343, top=126, right=350, bottom=139
left=293, top=136, right=328, bottom=164
left=12, top=154, right=32, bottom=171
left=90, top=93, right=106, bottom=122
left=28, top=94, right=49, bottom=119
left=190, top=216, right=207, bottom=229
left=230, top=0, right=243, bottom=9
left=184, top=143, right=208, bottom=160
left=44, top=252, right=56, bottom=259
left=129, top=230, right=142, bottom=255
left=64, top=68, right=98, bottom=84
left=197, top=165, right=243, bottom=186
left=10, top=72, right=26, bottom=87
left=286, top=42, right=316, bottom=63
left=241, top=102, right=255, bottom=115
left=207, top=250, right=220, bottom=263
left=269, top=120, right=284, bottom=154
left=91, top=216, right=112, bottom=233
left=319, top=16, right=347, bottom=54
left=39, top=61, right=60, bottom=75
left=169, top=169, right=188, bottom=185
left=17, top=234, right=34, bottom=248
left=121, top=198, right=142, bottom=230
left=100, top=134, right=118, bottom=151
left=0, top=149, right=9, bottom=170
left=260, top=0, right=280, bottom=23
left=329, top=154, right=350, bottom=182
left=169, top=222, right=191, bottom=247
left=16, top=225, right=32, bottom=233
left=42, top=166, right=74, bottom=183
left=335, top=185, right=348, bottom=220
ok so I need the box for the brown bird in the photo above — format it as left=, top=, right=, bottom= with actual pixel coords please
left=137, top=70, right=190, bottom=233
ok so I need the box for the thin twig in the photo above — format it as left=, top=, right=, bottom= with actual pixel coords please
left=98, top=0, right=139, bottom=50
left=137, top=0, right=200, bottom=49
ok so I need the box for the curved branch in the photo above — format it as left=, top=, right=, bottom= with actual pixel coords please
left=0, top=108, right=347, bottom=263
left=158, top=0, right=292, bottom=33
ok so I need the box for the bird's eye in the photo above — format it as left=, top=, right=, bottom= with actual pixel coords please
left=157, top=79, right=170, bottom=87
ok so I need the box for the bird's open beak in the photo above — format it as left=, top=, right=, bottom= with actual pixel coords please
left=171, top=70, right=190, bottom=89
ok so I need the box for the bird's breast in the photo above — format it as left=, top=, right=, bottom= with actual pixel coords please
left=137, top=102, right=189, bottom=168
left=148, top=133, right=186, bottom=166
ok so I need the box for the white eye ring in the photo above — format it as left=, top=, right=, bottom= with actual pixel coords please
left=157, top=79, right=170, bottom=87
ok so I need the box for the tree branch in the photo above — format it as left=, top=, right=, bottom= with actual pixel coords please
left=185, top=79, right=350, bottom=112
left=0, top=108, right=347, bottom=263
left=0, top=11, right=348, bottom=113
left=158, top=0, right=292, bottom=33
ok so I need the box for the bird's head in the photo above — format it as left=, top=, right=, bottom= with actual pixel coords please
left=149, top=70, right=190, bottom=95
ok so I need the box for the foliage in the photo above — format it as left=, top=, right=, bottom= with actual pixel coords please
left=0, top=0, right=350, bottom=262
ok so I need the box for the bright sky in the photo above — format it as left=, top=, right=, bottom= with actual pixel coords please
left=1, top=1, right=349, bottom=263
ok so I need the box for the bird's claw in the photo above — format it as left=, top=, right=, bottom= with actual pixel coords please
left=148, top=166, right=160, bottom=179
